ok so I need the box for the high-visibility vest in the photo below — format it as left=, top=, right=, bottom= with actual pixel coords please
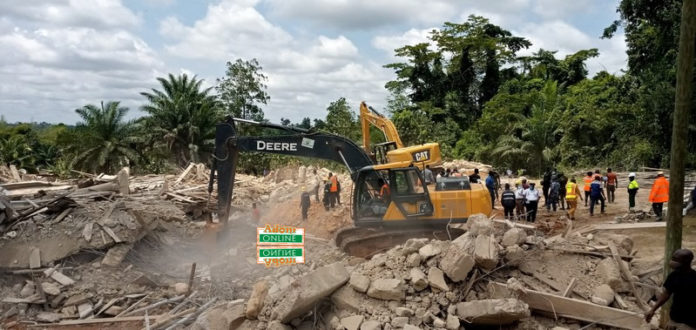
left=330, top=176, right=338, bottom=192
left=583, top=176, right=593, bottom=191
left=566, top=182, right=577, bottom=200
left=649, top=177, right=669, bottom=203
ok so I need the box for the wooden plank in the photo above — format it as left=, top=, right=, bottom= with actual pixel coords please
left=608, top=242, right=649, bottom=311
left=173, top=163, right=194, bottom=186
left=100, top=225, right=122, bottom=243
left=27, top=315, right=164, bottom=327
left=43, top=268, right=75, bottom=286
left=533, top=272, right=588, bottom=299
left=166, top=192, right=197, bottom=203
left=562, top=278, right=577, bottom=297
left=51, top=208, right=72, bottom=224
left=492, top=219, right=536, bottom=230
left=593, top=222, right=666, bottom=231
left=29, top=247, right=41, bottom=269
left=552, top=247, right=634, bottom=261
left=489, top=282, right=646, bottom=329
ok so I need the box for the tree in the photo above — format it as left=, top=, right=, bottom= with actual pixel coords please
left=140, top=74, right=221, bottom=167
left=64, top=101, right=139, bottom=173
left=324, top=97, right=359, bottom=140
left=0, top=135, right=34, bottom=169
left=216, top=58, right=270, bottom=121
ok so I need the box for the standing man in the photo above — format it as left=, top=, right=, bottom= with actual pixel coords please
left=424, top=165, right=435, bottom=185
left=485, top=173, right=496, bottom=209
left=565, top=178, right=583, bottom=220
left=547, top=176, right=560, bottom=212
left=541, top=168, right=552, bottom=206
left=328, top=173, right=338, bottom=208
left=524, top=182, right=541, bottom=222
left=683, top=186, right=696, bottom=216
left=627, top=173, right=639, bottom=212
left=649, top=171, right=669, bottom=221
left=606, top=168, right=618, bottom=203
left=589, top=175, right=606, bottom=216
left=300, top=187, right=311, bottom=220
left=469, top=168, right=481, bottom=183
left=558, top=172, right=568, bottom=210
left=501, top=183, right=516, bottom=220
left=644, top=249, right=696, bottom=329
left=311, top=169, right=322, bottom=202
left=583, top=171, right=594, bottom=207
left=515, top=183, right=526, bottom=221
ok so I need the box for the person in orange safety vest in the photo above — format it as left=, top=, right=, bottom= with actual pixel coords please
left=649, top=171, right=669, bottom=221
left=583, top=171, right=593, bottom=207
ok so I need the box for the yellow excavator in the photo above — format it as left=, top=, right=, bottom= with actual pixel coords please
left=210, top=115, right=491, bottom=257
left=359, top=101, right=442, bottom=169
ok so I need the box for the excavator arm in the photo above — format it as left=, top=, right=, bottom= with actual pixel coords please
left=360, top=101, right=404, bottom=151
left=210, top=116, right=374, bottom=224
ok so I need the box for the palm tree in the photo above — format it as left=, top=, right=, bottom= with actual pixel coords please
left=140, top=74, right=221, bottom=167
left=0, top=135, right=34, bottom=169
left=66, top=101, right=139, bottom=173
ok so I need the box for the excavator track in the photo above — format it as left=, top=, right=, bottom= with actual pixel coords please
left=334, top=225, right=466, bottom=258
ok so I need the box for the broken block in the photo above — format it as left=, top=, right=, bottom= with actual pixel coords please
left=591, top=284, right=615, bottom=306
left=467, top=213, right=493, bottom=236
left=245, top=280, right=269, bottom=319
left=349, top=273, right=370, bottom=293
left=501, top=228, right=527, bottom=247
left=427, top=267, right=449, bottom=292
left=596, top=258, right=622, bottom=290
left=367, top=278, right=405, bottom=301
left=474, top=234, right=499, bottom=270
left=439, top=245, right=474, bottom=282
left=409, top=268, right=428, bottom=291
left=456, top=298, right=530, bottom=325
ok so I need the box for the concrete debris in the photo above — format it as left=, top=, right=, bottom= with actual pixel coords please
left=366, top=278, right=405, bottom=301
left=591, top=284, right=615, bottom=306
left=439, top=245, right=474, bottom=282
left=391, top=316, right=408, bottom=328
left=456, top=298, right=530, bottom=325
left=41, top=282, right=61, bottom=296
left=597, top=257, right=623, bottom=290
left=474, top=234, right=499, bottom=270
left=101, top=243, right=132, bottom=267
left=427, top=267, right=449, bottom=291
left=409, top=268, right=428, bottom=291
left=245, top=280, right=269, bottom=319
left=466, top=213, right=493, bottom=236
left=445, top=313, right=460, bottom=330
left=501, top=227, right=528, bottom=247
left=360, top=320, right=381, bottom=330
left=341, top=315, right=364, bottom=330
left=36, top=312, right=62, bottom=323
left=418, top=243, right=441, bottom=259
left=350, top=272, right=371, bottom=293
left=405, top=253, right=421, bottom=267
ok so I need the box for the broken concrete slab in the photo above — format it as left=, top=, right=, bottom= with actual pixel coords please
left=349, top=273, right=370, bottom=293
left=29, top=247, right=41, bottom=269
left=474, top=234, right=499, bottom=270
left=456, top=298, right=529, bottom=325
left=245, top=280, right=269, bottom=319
left=501, top=228, right=527, bottom=247
left=402, top=238, right=428, bottom=255
left=331, top=285, right=383, bottom=314
left=101, top=244, right=133, bottom=267
left=403, top=325, right=419, bottom=330
left=445, top=313, right=459, bottom=330
left=360, top=320, right=381, bottom=330
left=427, top=267, right=449, bottom=292
left=409, top=268, right=428, bottom=291
left=439, top=245, right=474, bottom=282
left=192, top=301, right=245, bottom=330
left=504, top=245, right=526, bottom=266
left=41, top=282, right=61, bottom=296
left=340, top=315, right=364, bottom=330
left=395, top=307, right=413, bottom=317
left=406, top=253, right=421, bottom=267
left=391, top=316, right=408, bottom=328
left=596, top=258, right=622, bottom=290
left=366, top=278, right=405, bottom=301
left=591, top=284, right=615, bottom=306
left=63, top=293, right=91, bottom=307
left=36, top=312, right=62, bottom=323
left=44, top=268, right=75, bottom=286
left=418, top=243, right=442, bottom=259
left=271, top=262, right=349, bottom=322
left=467, top=213, right=493, bottom=236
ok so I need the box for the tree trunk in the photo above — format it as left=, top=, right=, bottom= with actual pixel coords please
left=662, top=0, right=696, bottom=326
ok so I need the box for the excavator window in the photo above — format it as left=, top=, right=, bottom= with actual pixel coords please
left=373, top=142, right=397, bottom=164
left=388, top=168, right=433, bottom=217
left=355, top=170, right=389, bottom=218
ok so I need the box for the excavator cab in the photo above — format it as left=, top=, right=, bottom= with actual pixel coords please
left=371, top=141, right=398, bottom=164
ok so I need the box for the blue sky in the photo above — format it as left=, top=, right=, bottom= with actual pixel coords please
left=0, top=0, right=626, bottom=124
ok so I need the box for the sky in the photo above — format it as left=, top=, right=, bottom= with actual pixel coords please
left=0, top=0, right=627, bottom=124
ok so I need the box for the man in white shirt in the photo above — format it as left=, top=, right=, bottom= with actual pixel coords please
left=524, top=182, right=541, bottom=222
left=514, top=183, right=526, bottom=221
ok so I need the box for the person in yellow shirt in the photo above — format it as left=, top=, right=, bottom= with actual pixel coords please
left=565, top=178, right=583, bottom=220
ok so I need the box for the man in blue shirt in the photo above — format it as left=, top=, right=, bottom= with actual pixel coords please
left=589, top=175, right=606, bottom=216
left=486, top=173, right=496, bottom=209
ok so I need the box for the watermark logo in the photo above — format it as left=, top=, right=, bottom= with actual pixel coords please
left=256, top=225, right=304, bottom=267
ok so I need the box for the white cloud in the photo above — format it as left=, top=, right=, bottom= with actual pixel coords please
left=532, top=0, right=594, bottom=19
left=0, top=0, right=141, bottom=29
left=372, top=28, right=434, bottom=54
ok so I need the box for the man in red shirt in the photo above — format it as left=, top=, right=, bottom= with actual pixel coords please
left=606, top=168, right=618, bottom=203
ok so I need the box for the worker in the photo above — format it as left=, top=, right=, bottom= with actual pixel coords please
left=683, top=186, right=696, bottom=216
left=451, top=168, right=462, bottom=177
left=251, top=202, right=261, bottom=224
left=322, top=179, right=331, bottom=210
left=379, top=179, right=391, bottom=202
left=424, top=165, right=434, bottom=185
left=546, top=175, right=560, bottom=212
left=328, top=172, right=339, bottom=208
left=558, top=172, right=568, bottom=210
left=541, top=168, right=552, bottom=206
left=515, top=183, right=526, bottom=221
left=644, top=249, right=696, bottom=329
left=485, top=173, right=496, bottom=209
left=627, top=173, right=639, bottom=212
left=649, top=171, right=669, bottom=221
left=583, top=171, right=593, bottom=207
left=524, top=182, right=540, bottom=222
left=492, top=171, right=502, bottom=201
left=300, top=186, right=310, bottom=220
left=501, top=183, right=516, bottom=220
left=469, top=168, right=481, bottom=183
left=565, top=178, right=583, bottom=220
left=445, top=168, right=451, bottom=177
left=606, top=168, right=617, bottom=203
left=311, top=169, right=322, bottom=202
left=589, top=175, right=606, bottom=216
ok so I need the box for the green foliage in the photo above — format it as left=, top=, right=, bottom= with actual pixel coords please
left=324, top=97, right=360, bottom=141
left=62, top=101, right=140, bottom=173
left=140, top=73, right=222, bottom=167
left=216, top=58, right=270, bottom=121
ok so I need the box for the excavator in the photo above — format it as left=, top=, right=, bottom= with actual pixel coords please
left=359, top=101, right=442, bottom=169
left=209, top=116, right=491, bottom=257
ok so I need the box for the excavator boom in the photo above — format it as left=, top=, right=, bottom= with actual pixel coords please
left=360, top=101, right=404, bottom=150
